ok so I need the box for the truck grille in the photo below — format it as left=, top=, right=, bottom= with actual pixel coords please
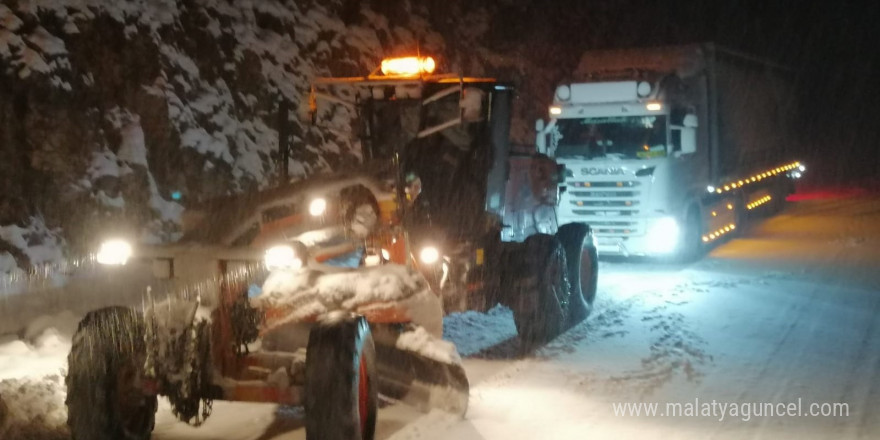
left=564, top=180, right=644, bottom=235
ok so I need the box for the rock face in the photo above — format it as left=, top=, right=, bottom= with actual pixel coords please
left=0, top=0, right=574, bottom=271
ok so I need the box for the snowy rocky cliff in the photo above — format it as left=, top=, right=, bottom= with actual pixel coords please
left=0, top=0, right=572, bottom=275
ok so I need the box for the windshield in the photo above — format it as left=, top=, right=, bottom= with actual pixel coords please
left=552, top=115, right=668, bottom=160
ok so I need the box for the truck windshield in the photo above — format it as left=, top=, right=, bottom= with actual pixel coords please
left=552, top=115, right=668, bottom=160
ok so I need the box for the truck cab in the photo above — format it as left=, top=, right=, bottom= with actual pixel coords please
left=539, top=78, right=705, bottom=257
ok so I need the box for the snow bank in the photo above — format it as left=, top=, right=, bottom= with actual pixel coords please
left=0, top=217, right=66, bottom=296
left=0, top=311, right=78, bottom=439
left=0, top=311, right=77, bottom=381
left=0, top=375, right=68, bottom=440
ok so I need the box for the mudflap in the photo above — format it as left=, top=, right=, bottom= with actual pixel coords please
left=370, top=324, right=469, bottom=417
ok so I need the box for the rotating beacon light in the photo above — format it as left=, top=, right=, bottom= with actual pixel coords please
left=380, top=56, right=436, bottom=76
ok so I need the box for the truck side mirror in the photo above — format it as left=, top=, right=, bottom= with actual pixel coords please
left=683, top=114, right=698, bottom=128
left=681, top=127, right=697, bottom=154
left=535, top=119, right=547, bottom=154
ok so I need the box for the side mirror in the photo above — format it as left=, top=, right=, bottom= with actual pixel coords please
left=681, top=127, right=697, bottom=154
left=683, top=114, right=698, bottom=128
left=460, top=87, right=486, bottom=122
left=535, top=119, right=547, bottom=154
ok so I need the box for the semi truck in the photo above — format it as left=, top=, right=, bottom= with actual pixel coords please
left=536, top=43, right=803, bottom=259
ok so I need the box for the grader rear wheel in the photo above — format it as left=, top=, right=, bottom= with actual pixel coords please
left=305, top=316, right=377, bottom=440
left=511, top=234, right=571, bottom=351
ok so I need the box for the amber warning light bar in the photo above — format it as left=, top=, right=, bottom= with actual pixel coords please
left=380, top=56, right=436, bottom=76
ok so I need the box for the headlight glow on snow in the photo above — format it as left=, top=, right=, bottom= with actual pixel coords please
left=96, top=239, right=132, bottom=265
left=645, top=217, right=679, bottom=254
left=309, top=198, right=327, bottom=216
left=264, top=245, right=303, bottom=271
left=419, top=246, right=440, bottom=264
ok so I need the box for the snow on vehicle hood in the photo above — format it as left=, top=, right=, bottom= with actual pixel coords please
left=255, top=264, right=443, bottom=335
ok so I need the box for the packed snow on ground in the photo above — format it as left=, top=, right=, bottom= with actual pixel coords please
left=443, top=305, right=517, bottom=357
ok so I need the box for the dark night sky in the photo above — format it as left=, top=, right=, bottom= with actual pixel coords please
left=485, top=0, right=880, bottom=184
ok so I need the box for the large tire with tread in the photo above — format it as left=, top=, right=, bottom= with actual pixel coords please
left=674, top=207, right=703, bottom=263
left=66, top=307, right=157, bottom=440
left=305, top=316, right=378, bottom=440
left=581, top=241, right=599, bottom=305
left=556, top=223, right=598, bottom=325
left=513, top=234, right=571, bottom=350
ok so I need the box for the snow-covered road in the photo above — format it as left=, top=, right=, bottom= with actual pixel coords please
left=3, top=194, right=879, bottom=439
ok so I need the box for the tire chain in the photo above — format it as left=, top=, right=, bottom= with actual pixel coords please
left=144, top=308, right=213, bottom=426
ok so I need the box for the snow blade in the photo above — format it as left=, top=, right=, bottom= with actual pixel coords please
left=371, top=325, right=469, bottom=417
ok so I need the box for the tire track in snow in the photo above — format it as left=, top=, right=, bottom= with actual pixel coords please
left=607, top=297, right=712, bottom=398
left=549, top=277, right=714, bottom=398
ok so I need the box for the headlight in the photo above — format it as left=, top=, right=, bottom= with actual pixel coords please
left=419, top=246, right=440, bottom=264
left=264, top=245, right=303, bottom=271
left=645, top=217, right=680, bottom=254
left=96, top=239, right=132, bottom=265
left=309, top=198, right=327, bottom=216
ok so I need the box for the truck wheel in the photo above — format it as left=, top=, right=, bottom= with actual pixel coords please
left=305, top=316, right=377, bottom=440
left=513, top=235, right=570, bottom=350
left=66, top=307, right=156, bottom=440
left=556, top=223, right=597, bottom=325
left=675, top=208, right=703, bottom=263
left=581, top=243, right=599, bottom=305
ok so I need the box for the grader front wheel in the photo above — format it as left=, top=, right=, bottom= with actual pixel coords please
left=305, top=316, right=378, bottom=440
left=65, top=307, right=157, bottom=440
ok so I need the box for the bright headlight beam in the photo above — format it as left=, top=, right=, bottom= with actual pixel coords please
left=96, top=239, right=132, bottom=265
left=309, top=198, right=327, bottom=216
left=264, top=245, right=303, bottom=271
left=645, top=217, right=679, bottom=254
left=419, top=246, right=440, bottom=264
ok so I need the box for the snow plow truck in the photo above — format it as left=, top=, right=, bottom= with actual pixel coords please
left=66, top=56, right=598, bottom=440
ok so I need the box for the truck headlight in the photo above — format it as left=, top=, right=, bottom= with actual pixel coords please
left=264, top=245, right=303, bottom=271
left=419, top=246, right=440, bottom=265
left=645, top=217, right=680, bottom=254
left=309, top=198, right=327, bottom=216
left=96, top=239, right=132, bottom=265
